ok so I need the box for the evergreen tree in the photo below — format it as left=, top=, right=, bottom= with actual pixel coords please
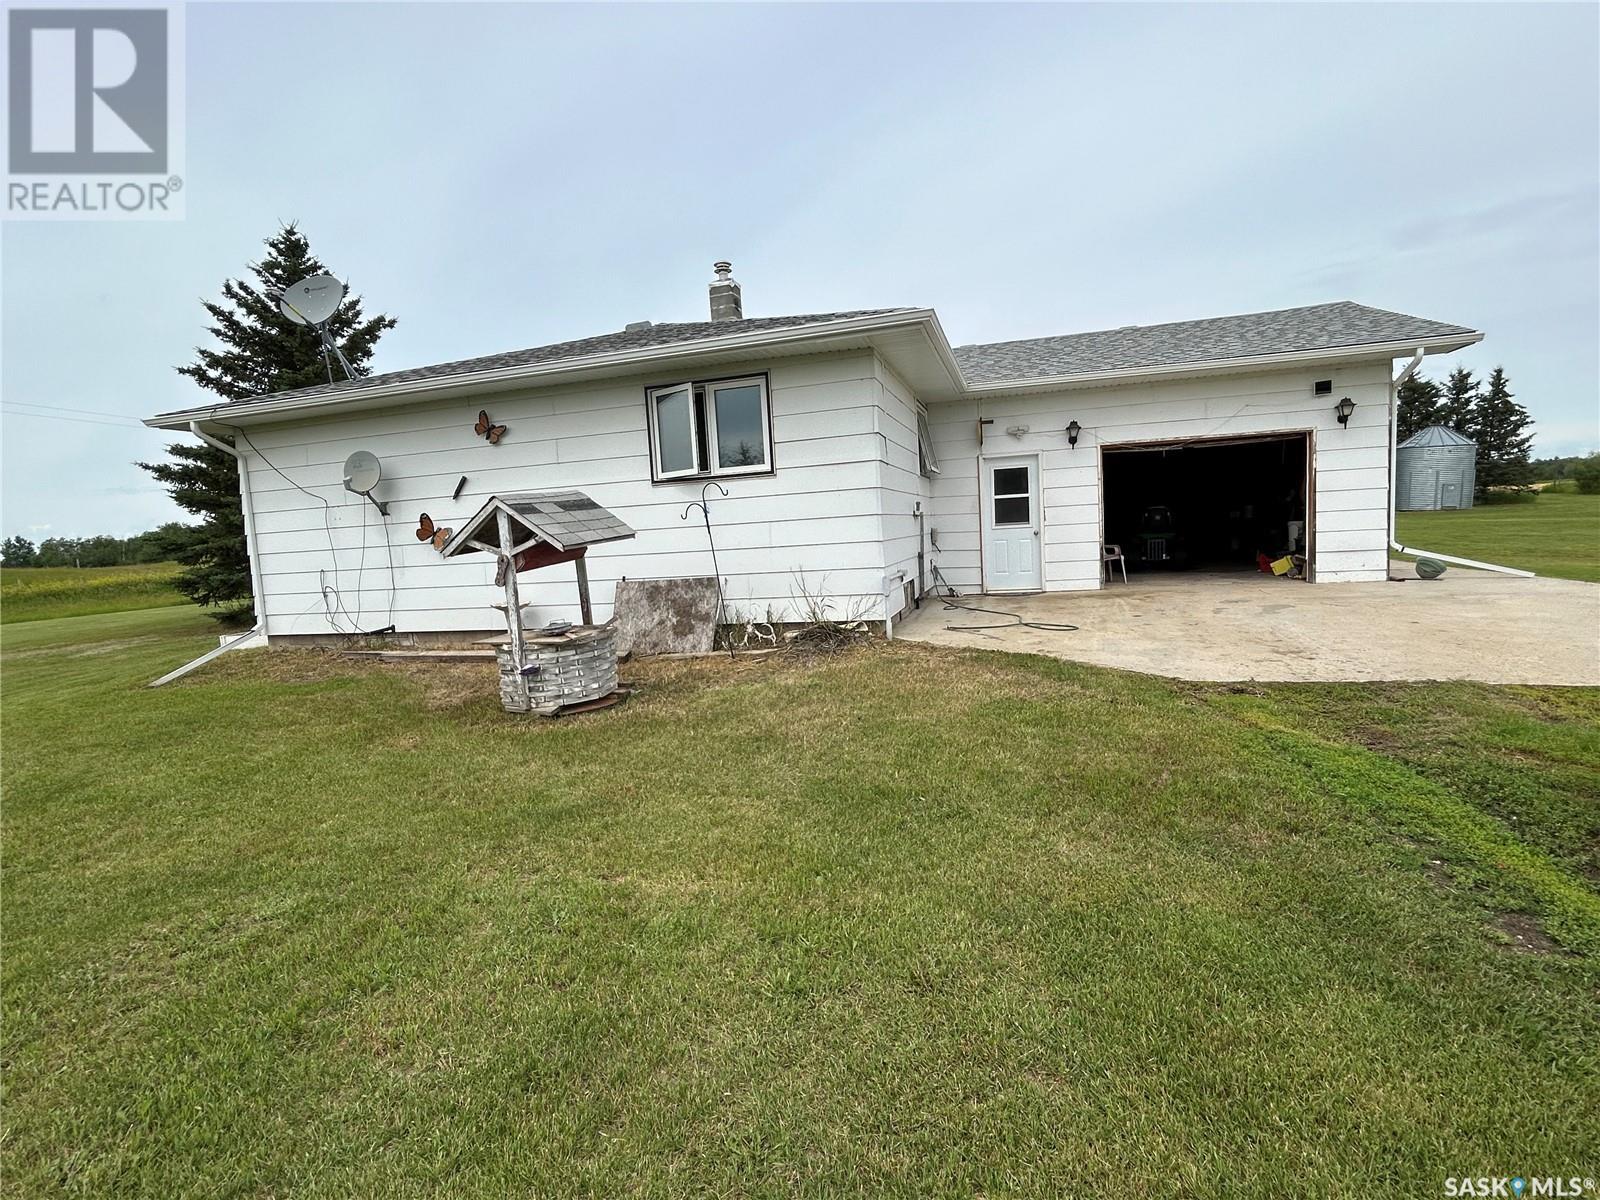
left=1471, top=366, right=1535, bottom=496
left=1438, top=366, right=1479, bottom=435
left=1, top=536, right=37, bottom=567
left=128, top=522, right=194, bottom=563
left=1396, top=372, right=1444, bottom=443
left=140, top=225, right=395, bottom=619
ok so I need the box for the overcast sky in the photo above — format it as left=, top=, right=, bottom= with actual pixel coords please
left=3, top=1, right=1597, bottom=540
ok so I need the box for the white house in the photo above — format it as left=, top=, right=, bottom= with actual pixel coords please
left=145, top=265, right=1482, bottom=642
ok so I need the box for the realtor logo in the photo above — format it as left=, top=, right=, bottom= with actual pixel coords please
left=5, top=4, right=184, bottom=219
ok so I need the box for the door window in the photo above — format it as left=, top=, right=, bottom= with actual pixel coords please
left=992, top=465, right=1032, bottom=526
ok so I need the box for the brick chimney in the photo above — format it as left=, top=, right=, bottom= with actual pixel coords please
left=709, top=261, right=742, bottom=322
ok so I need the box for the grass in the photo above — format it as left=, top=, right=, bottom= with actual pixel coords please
left=0, top=563, right=190, bottom=624
left=2, top=607, right=1597, bottom=1197
left=1395, top=491, right=1600, bottom=581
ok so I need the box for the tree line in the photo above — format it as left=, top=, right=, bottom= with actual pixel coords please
left=1, top=524, right=193, bottom=568
left=1529, top=453, right=1598, bottom=482
left=1396, top=365, right=1536, bottom=496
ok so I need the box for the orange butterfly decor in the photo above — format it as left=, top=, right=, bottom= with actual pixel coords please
left=474, top=409, right=507, bottom=445
left=415, top=512, right=452, bottom=551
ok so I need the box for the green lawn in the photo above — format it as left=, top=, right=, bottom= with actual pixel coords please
left=2, top=608, right=1597, bottom=1197
left=1395, top=491, right=1600, bottom=581
left=0, top=562, right=190, bottom=623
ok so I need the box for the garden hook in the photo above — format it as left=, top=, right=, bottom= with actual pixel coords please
left=681, top=482, right=733, bottom=657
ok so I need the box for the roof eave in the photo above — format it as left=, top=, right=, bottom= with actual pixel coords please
left=144, top=309, right=961, bottom=430
left=438, top=496, right=518, bottom=558
left=958, top=331, right=1484, bottom=398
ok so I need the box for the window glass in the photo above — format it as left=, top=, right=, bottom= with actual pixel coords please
left=992, top=466, right=1030, bottom=495
left=917, top=412, right=940, bottom=476
left=712, top=383, right=766, bottom=468
left=993, top=495, right=1030, bottom=525
left=655, top=387, right=696, bottom=475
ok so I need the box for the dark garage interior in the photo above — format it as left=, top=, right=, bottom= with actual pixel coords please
left=1102, top=434, right=1308, bottom=576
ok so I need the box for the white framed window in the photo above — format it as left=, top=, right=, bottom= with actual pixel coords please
left=647, top=374, right=773, bottom=482
left=916, top=409, right=940, bottom=477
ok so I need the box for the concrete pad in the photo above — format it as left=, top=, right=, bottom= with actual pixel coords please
left=894, top=569, right=1600, bottom=685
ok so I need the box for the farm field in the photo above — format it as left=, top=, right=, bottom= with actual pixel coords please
left=1395, top=492, right=1600, bottom=581
left=0, top=562, right=191, bottom=623
left=1, top=606, right=1596, bottom=1197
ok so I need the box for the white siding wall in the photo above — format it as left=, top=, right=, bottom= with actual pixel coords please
left=242, top=351, right=898, bottom=638
left=925, top=359, right=1395, bottom=591
left=873, top=356, right=932, bottom=617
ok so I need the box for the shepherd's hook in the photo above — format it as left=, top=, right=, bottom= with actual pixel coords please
left=681, top=482, right=733, bottom=657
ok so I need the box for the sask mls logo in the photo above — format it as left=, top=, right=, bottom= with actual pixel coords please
left=1446, top=1178, right=1597, bottom=1198
left=5, top=4, right=184, bottom=219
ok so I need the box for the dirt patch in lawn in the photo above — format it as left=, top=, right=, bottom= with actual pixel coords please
left=1493, top=911, right=1561, bottom=956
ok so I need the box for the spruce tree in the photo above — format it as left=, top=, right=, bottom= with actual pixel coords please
left=1438, top=366, right=1479, bottom=435
left=140, top=225, right=395, bottom=620
left=1396, top=372, right=1444, bottom=443
left=1471, top=366, right=1535, bottom=497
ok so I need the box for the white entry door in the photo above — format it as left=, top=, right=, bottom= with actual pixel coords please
left=981, top=455, right=1042, bottom=592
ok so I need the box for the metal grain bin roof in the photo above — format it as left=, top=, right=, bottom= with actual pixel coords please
left=1400, top=424, right=1475, bottom=448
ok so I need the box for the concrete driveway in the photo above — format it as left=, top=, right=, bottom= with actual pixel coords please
left=894, top=568, right=1600, bottom=685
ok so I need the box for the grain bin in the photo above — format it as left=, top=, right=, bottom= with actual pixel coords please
left=1396, top=425, right=1476, bottom=511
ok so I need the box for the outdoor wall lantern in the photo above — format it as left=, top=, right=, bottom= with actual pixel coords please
left=1067, top=420, right=1082, bottom=447
left=1335, top=397, right=1356, bottom=427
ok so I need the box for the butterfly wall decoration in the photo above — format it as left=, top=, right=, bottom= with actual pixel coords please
left=416, top=512, right=453, bottom=551
left=474, top=409, right=507, bottom=445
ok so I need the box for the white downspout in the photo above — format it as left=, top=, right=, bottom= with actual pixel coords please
left=1386, top=349, right=1534, bottom=578
left=147, top=422, right=268, bottom=686
left=190, top=420, right=271, bottom=618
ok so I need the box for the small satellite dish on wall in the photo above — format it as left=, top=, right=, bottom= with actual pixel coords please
left=278, top=274, right=345, bottom=326
left=342, top=450, right=388, bottom=515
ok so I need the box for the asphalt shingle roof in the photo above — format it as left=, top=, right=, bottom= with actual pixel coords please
left=444, top=491, right=636, bottom=556
left=245, top=311, right=911, bottom=406
left=952, top=301, right=1477, bottom=386
left=198, top=299, right=1477, bottom=416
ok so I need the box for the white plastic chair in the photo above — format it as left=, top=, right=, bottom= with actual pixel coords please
left=1102, top=544, right=1127, bottom=584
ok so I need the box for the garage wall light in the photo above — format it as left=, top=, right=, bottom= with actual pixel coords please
left=1335, top=397, right=1355, bottom=427
left=1067, top=420, right=1082, bottom=447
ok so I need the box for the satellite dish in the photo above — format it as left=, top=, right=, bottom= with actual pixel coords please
left=342, top=450, right=388, bottom=515
left=343, top=450, right=381, bottom=494
left=278, top=274, right=345, bottom=326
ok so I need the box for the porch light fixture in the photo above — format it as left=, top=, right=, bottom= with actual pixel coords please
left=1335, top=397, right=1355, bottom=427
left=1067, top=420, right=1082, bottom=447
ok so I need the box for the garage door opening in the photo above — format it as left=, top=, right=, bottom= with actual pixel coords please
left=1102, top=433, right=1310, bottom=579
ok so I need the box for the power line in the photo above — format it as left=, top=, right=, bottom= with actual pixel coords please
left=3, top=400, right=146, bottom=422
left=0, top=407, right=149, bottom=430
